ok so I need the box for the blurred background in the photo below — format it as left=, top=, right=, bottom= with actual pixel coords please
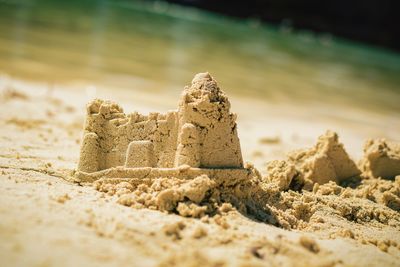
left=0, top=0, right=399, bottom=163
left=168, top=0, right=400, bottom=52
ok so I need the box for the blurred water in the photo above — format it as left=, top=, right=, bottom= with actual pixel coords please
left=0, top=0, right=399, bottom=114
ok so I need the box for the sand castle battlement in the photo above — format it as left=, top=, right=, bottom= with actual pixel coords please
left=76, top=73, right=246, bottom=182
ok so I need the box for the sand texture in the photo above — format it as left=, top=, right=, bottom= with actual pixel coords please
left=0, top=74, right=400, bottom=267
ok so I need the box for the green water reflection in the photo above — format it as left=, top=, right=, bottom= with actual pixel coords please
left=0, top=0, right=399, bottom=113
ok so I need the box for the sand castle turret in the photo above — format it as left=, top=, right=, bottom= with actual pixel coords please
left=76, top=73, right=244, bottom=180
left=175, top=72, right=243, bottom=168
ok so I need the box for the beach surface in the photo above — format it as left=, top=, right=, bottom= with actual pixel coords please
left=1, top=76, right=399, bottom=267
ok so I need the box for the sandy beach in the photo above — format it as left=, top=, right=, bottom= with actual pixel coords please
left=0, top=73, right=399, bottom=267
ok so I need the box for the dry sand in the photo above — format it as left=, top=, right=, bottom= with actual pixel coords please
left=0, top=75, right=399, bottom=267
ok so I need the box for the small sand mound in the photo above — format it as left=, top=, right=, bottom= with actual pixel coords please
left=360, top=139, right=400, bottom=179
left=95, top=175, right=221, bottom=218
left=266, top=160, right=297, bottom=191
left=288, top=130, right=361, bottom=190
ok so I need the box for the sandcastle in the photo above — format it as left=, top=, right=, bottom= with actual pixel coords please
left=75, top=72, right=253, bottom=183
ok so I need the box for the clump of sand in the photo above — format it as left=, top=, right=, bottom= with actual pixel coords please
left=106, top=175, right=218, bottom=218
left=287, top=130, right=361, bottom=190
left=360, top=138, right=400, bottom=179
left=265, top=160, right=297, bottom=190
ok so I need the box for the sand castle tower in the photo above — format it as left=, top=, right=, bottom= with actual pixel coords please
left=175, top=72, right=243, bottom=168
left=77, top=72, right=243, bottom=177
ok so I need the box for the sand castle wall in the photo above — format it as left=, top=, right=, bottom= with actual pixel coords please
left=78, top=103, right=179, bottom=172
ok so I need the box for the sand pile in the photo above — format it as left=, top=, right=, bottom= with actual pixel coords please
left=95, top=175, right=219, bottom=218
left=360, top=139, right=400, bottom=179
left=286, top=130, right=361, bottom=191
